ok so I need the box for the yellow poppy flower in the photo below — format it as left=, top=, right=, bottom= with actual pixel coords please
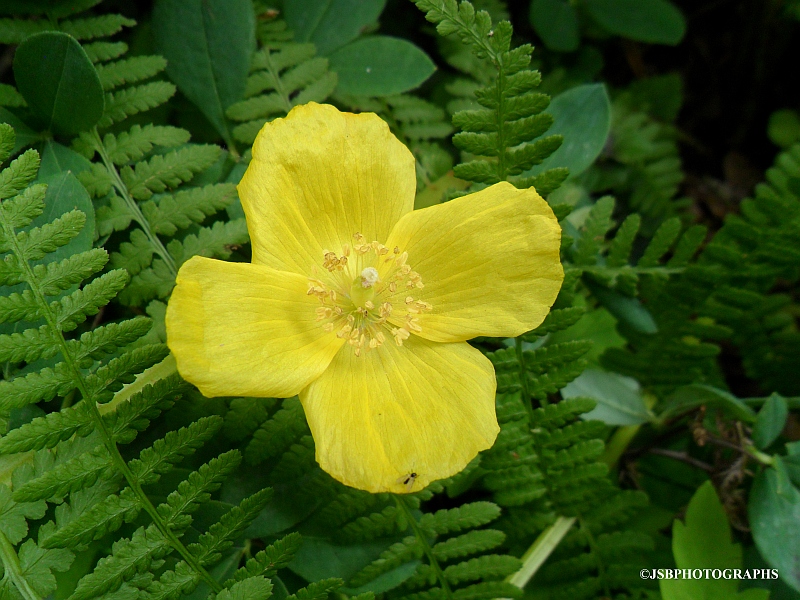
left=165, top=102, right=564, bottom=493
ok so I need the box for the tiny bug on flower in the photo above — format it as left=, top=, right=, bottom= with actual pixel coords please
left=397, top=472, right=418, bottom=492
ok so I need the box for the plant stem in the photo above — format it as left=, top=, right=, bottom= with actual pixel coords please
left=603, top=424, right=641, bottom=467
left=0, top=530, right=40, bottom=600
left=263, top=49, right=293, bottom=114
left=580, top=517, right=611, bottom=598
left=90, top=128, right=177, bottom=277
left=507, top=516, right=576, bottom=590
left=395, top=497, right=454, bottom=600
left=515, top=338, right=540, bottom=420
left=0, top=212, right=221, bottom=593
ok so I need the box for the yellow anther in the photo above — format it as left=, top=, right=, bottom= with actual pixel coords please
left=392, top=327, right=410, bottom=346
left=310, top=237, right=429, bottom=356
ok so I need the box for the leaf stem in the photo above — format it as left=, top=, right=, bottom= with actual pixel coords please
left=394, top=496, right=454, bottom=600
left=515, top=337, right=540, bottom=419
left=0, top=210, right=220, bottom=593
left=580, top=517, right=611, bottom=598
left=90, top=128, right=177, bottom=277
left=0, top=530, right=41, bottom=600
left=263, top=49, right=293, bottom=114
left=507, top=516, right=575, bottom=589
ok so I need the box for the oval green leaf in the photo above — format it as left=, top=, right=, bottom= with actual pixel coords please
left=529, top=0, right=580, bottom=52
left=39, top=140, right=92, bottom=182
left=37, top=171, right=95, bottom=262
left=285, top=0, right=386, bottom=55
left=12, top=32, right=104, bottom=135
left=153, top=0, right=255, bottom=148
left=584, top=0, right=686, bottom=45
left=561, top=369, right=651, bottom=425
left=749, top=459, right=800, bottom=592
left=752, top=393, right=789, bottom=450
left=328, top=36, right=436, bottom=97
left=662, top=385, right=756, bottom=423
left=525, top=83, right=611, bottom=180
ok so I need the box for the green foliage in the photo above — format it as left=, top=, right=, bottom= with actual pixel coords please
left=226, top=20, right=338, bottom=144
left=327, top=36, right=436, bottom=97
left=0, top=123, right=279, bottom=600
left=0, top=1, right=796, bottom=598
left=662, top=482, right=769, bottom=599
left=415, top=0, right=567, bottom=194
left=585, top=89, right=687, bottom=236
left=604, top=142, right=800, bottom=396
left=152, top=0, right=255, bottom=150
left=13, top=32, right=104, bottom=135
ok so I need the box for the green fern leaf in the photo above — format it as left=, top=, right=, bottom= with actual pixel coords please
left=439, top=531, right=506, bottom=564
left=95, top=55, right=168, bottom=91
left=83, top=40, right=128, bottom=63
left=60, top=14, right=136, bottom=41
left=285, top=578, right=342, bottom=600
left=43, top=487, right=140, bottom=549
left=158, top=450, right=242, bottom=529
left=246, top=397, right=308, bottom=464
left=443, top=554, right=520, bottom=585
left=13, top=445, right=115, bottom=503
left=120, top=145, right=220, bottom=201
left=99, top=81, right=177, bottom=129
left=189, top=488, right=274, bottom=566
left=218, top=577, right=274, bottom=600
left=227, top=532, right=303, bottom=583
left=99, top=124, right=191, bottom=165
left=419, top=502, right=501, bottom=536
left=128, top=416, right=223, bottom=486
left=142, top=183, right=237, bottom=236
left=70, top=523, right=170, bottom=600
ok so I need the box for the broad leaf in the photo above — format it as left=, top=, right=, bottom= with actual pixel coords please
left=662, top=481, right=769, bottom=600
left=752, top=393, right=788, bottom=450
left=561, top=369, right=651, bottom=425
left=39, top=141, right=92, bottom=181
left=529, top=0, right=579, bottom=52
left=285, top=0, right=386, bottom=55
left=525, top=84, right=611, bottom=180
left=584, top=0, right=686, bottom=45
left=152, top=0, right=255, bottom=147
left=328, top=36, right=435, bottom=96
left=749, top=458, right=800, bottom=593
left=13, top=32, right=104, bottom=135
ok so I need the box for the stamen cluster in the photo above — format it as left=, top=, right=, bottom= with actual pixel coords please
left=307, top=232, right=432, bottom=356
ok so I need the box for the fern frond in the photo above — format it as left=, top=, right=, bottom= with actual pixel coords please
left=83, top=40, right=128, bottom=63
left=414, top=0, right=564, bottom=193
left=129, top=416, right=223, bottom=486
left=88, top=124, right=190, bottom=165
left=189, top=488, right=274, bottom=566
left=60, top=15, right=136, bottom=40
left=142, top=183, right=236, bottom=235
left=13, top=445, right=115, bottom=503
left=95, top=55, right=168, bottom=91
left=227, top=532, right=302, bottom=583
left=246, top=397, right=309, bottom=464
left=98, top=81, right=177, bottom=129
left=227, top=26, right=337, bottom=144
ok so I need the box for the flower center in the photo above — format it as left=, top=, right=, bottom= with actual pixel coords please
left=307, top=232, right=432, bottom=357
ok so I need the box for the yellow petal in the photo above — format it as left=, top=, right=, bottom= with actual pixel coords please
left=238, top=102, right=416, bottom=275
left=166, top=256, right=343, bottom=398
left=386, top=182, right=564, bottom=342
left=299, top=335, right=499, bottom=493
